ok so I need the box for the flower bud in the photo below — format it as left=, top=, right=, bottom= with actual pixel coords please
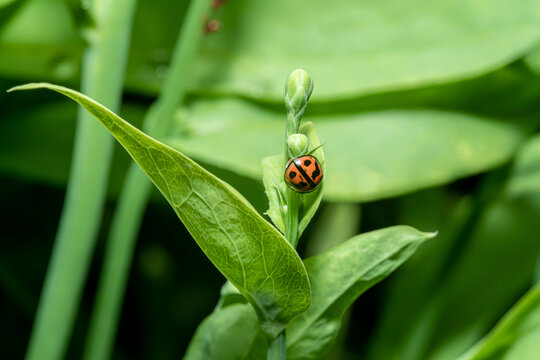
left=287, top=134, right=309, bottom=158
left=284, top=69, right=313, bottom=136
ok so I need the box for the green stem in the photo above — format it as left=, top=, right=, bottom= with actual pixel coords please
left=271, top=70, right=314, bottom=359
left=285, top=189, right=300, bottom=248
left=83, top=1, right=212, bottom=359
left=267, top=331, right=286, bottom=360
left=82, top=165, right=150, bottom=360
left=24, top=1, right=136, bottom=359
left=268, top=181, right=300, bottom=360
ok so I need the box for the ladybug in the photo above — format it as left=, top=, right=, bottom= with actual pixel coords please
left=284, top=155, right=323, bottom=193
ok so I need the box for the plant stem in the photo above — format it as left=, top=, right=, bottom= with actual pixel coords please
left=267, top=331, right=286, bottom=360
left=83, top=165, right=150, bottom=360
left=268, top=187, right=300, bottom=360
left=83, top=1, right=212, bottom=359
left=285, top=189, right=300, bottom=248
left=24, top=1, right=136, bottom=359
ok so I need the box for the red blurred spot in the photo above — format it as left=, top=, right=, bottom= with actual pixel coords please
left=205, top=19, right=221, bottom=34
left=212, top=0, right=228, bottom=9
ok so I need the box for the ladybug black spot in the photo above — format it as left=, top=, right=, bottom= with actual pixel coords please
left=296, top=181, right=308, bottom=189
left=289, top=171, right=297, bottom=179
left=311, top=165, right=321, bottom=180
left=303, top=159, right=312, bottom=166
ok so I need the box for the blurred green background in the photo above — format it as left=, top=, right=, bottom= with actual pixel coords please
left=2, top=0, right=540, bottom=359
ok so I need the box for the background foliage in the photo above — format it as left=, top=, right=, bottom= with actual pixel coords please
left=1, top=0, right=540, bottom=359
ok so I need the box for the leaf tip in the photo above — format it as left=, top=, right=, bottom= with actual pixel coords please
left=6, top=83, right=46, bottom=93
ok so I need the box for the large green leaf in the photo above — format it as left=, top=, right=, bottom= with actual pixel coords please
left=459, top=284, right=540, bottom=360
left=8, top=83, right=311, bottom=339
left=287, top=226, right=435, bottom=359
left=184, top=226, right=435, bottom=360
left=305, top=63, right=540, bottom=120
left=2, top=65, right=538, bottom=194
left=184, top=303, right=266, bottom=360
left=367, top=135, right=540, bottom=360
left=3, top=0, right=540, bottom=100
left=171, top=98, right=525, bottom=202
left=189, top=0, right=540, bottom=101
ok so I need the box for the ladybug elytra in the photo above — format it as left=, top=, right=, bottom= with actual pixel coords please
left=284, top=155, right=323, bottom=193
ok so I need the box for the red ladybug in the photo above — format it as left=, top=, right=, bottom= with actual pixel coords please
left=284, top=155, right=323, bottom=193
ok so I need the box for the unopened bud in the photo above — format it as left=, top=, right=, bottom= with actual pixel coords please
left=284, top=69, right=313, bottom=136
left=287, top=134, right=309, bottom=158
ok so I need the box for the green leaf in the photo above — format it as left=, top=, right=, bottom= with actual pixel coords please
left=366, top=188, right=473, bottom=360
left=261, top=155, right=287, bottom=232
left=0, top=0, right=84, bottom=82
left=368, top=137, right=540, bottom=360
left=286, top=226, right=436, bottom=360
left=459, top=284, right=540, bottom=360
left=215, top=281, right=248, bottom=309
left=305, top=64, right=540, bottom=120
left=4, top=0, right=540, bottom=100
left=171, top=98, right=525, bottom=202
left=8, top=82, right=311, bottom=339
left=423, top=161, right=540, bottom=360
left=189, top=0, right=540, bottom=101
left=184, top=303, right=267, bottom=360
left=184, top=226, right=434, bottom=360
left=0, top=0, right=18, bottom=7
left=262, top=122, right=325, bottom=237
left=506, top=135, right=540, bottom=198
left=524, top=47, right=540, bottom=76
left=0, top=0, right=28, bottom=33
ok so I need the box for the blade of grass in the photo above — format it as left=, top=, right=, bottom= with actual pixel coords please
left=24, top=1, right=137, bottom=360
left=459, top=283, right=540, bottom=360
left=83, top=1, right=213, bottom=359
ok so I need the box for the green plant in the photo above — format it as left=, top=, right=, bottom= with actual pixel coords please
left=3, top=1, right=540, bottom=359
left=23, top=1, right=137, bottom=359
left=9, top=69, right=435, bottom=359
